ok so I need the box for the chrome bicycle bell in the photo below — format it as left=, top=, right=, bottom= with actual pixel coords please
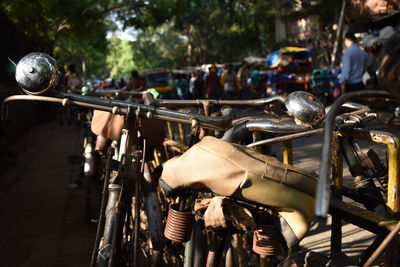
left=15, top=52, right=60, bottom=95
left=285, top=91, right=325, bottom=126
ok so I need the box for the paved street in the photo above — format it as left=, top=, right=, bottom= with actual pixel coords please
left=0, top=113, right=399, bottom=266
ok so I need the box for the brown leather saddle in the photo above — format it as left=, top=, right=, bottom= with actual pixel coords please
left=91, top=110, right=166, bottom=146
left=160, top=136, right=317, bottom=246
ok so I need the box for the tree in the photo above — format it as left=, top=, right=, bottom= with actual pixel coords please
left=106, top=35, right=136, bottom=78
left=170, top=0, right=276, bottom=64
left=2, top=0, right=343, bottom=75
left=1, top=0, right=110, bottom=78
left=130, top=24, right=187, bottom=70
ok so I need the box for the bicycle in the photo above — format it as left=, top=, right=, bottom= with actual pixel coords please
left=159, top=90, right=400, bottom=266
left=5, top=52, right=234, bottom=267
left=8, top=52, right=400, bottom=266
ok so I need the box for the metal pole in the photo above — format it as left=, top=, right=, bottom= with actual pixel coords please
left=330, top=134, right=343, bottom=256
left=282, top=140, right=293, bottom=165
left=90, top=147, right=114, bottom=267
left=253, top=131, right=262, bottom=153
left=387, top=144, right=400, bottom=214
left=178, top=123, right=187, bottom=146
left=362, top=220, right=400, bottom=267
left=330, top=0, right=347, bottom=68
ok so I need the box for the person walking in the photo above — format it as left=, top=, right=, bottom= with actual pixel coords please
left=64, top=64, right=83, bottom=94
left=220, top=63, right=239, bottom=100
left=340, top=32, right=369, bottom=94
left=249, top=66, right=262, bottom=98
left=126, top=70, right=145, bottom=91
left=237, top=61, right=250, bottom=99
left=189, top=72, right=196, bottom=99
left=204, top=64, right=222, bottom=100
left=62, top=64, right=83, bottom=124
left=193, top=70, right=204, bottom=99
left=175, top=74, right=189, bottom=99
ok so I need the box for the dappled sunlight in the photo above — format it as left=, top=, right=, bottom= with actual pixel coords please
left=301, top=217, right=377, bottom=261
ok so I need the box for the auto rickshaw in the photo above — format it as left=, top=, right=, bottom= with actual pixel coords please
left=266, top=47, right=312, bottom=95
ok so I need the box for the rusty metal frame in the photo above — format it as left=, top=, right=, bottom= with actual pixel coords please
left=338, top=129, right=400, bottom=215
left=282, top=140, right=293, bottom=165
left=335, top=128, right=400, bottom=266
left=325, top=128, right=400, bottom=266
left=330, top=133, right=344, bottom=256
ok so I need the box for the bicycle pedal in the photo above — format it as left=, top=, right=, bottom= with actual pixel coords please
left=98, top=244, right=112, bottom=260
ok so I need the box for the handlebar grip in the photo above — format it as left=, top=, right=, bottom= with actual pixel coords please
left=142, top=92, right=156, bottom=106
left=221, top=121, right=248, bottom=143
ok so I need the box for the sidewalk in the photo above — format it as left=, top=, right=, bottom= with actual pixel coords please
left=0, top=122, right=96, bottom=267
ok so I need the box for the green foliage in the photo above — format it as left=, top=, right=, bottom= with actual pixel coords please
left=130, top=25, right=187, bottom=70
left=105, top=24, right=188, bottom=78
left=1, top=0, right=110, bottom=78
left=106, top=35, right=136, bottom=78
left=2, top=0, right=341, bottom=78
left=169, top=0, right=276, bottom=63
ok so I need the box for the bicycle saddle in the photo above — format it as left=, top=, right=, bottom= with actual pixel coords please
left=160, top=136, right=317, bottom=246
left=91, top=110, right=166, bottom=145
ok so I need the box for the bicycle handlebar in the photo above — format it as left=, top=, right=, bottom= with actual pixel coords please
left=221, top=118, right=311, bottom=143
left=222, top=98, right=371, bottom=145
left=91, top=89, right=146, bottom=98
left=147, top=94, right=287, bottom=107
left=2, top=92, right=234, bottom=131
left=88, top=89, right=287, bottom=109
left=246, top=110, right=376, bottom=148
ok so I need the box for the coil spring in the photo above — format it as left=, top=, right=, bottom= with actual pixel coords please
left=252, top=225, right=280, bottom=258
left=164, top=203, right=194, bottom=243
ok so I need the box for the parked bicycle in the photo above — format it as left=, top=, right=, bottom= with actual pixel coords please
left=5, top=52, right=400, bottom=266
left=4, top=52, right=234, bottom=267
left=159, top=90, right=400, bottom=266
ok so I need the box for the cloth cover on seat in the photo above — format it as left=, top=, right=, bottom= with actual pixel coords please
left=161, top=136, right=317, bottom=246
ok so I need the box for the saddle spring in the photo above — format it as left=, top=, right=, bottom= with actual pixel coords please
left=252, top=225, right=280, bottom=258
left=164, top=203, right=194, bottom=243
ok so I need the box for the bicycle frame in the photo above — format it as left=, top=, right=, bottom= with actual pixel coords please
left=97, top=108, right=145, bottom=266
left=316, top=90, right=396, bottom=218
